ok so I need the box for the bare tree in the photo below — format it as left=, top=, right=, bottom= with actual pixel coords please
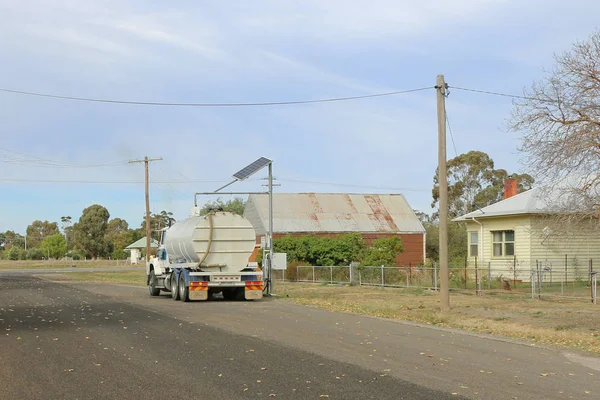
left=510, top=31, right=600, bottom=217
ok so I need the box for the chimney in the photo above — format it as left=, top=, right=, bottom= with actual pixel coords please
left=504, top=178, right=518, bottom=199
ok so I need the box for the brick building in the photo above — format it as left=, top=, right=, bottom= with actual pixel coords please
left=243, top=193, right=425, bottom=266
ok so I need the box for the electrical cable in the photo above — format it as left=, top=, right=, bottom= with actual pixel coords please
left=278, top=178, right=430, bottom=192
left=449, top=86, right=542, bottom=101
left=0, top=178, right=228, bottom=184
left=0, top=86, right=433, bottom=107
left=444, top=106, right=459, bottom=158
left=0, top=147, right=129, bottom=168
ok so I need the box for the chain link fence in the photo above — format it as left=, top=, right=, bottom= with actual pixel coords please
left=291, top=255, right=599, bottom=304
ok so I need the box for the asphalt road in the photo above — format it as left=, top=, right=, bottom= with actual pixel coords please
left=1, top=275, right=600, bottom=399
left=1, top=275, right=461, bottom=400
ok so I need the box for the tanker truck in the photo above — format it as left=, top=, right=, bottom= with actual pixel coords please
left=145, top=210, right=263, bottom=301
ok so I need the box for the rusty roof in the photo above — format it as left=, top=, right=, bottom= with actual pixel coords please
left=244, top=193, right=425, bottom=235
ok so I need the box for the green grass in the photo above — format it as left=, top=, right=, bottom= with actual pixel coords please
left=60, top=271, right=146, bottom=285
left=0, top=259, right=135, bottom=270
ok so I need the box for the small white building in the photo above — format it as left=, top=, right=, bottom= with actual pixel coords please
left=125, top=237, right=158, bottom=264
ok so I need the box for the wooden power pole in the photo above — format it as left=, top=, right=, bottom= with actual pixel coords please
left=129, top=156, right=163, bottom=263
left=436, top=75, right=450, bottom=311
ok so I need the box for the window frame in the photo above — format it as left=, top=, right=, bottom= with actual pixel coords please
left=469, top=231, right=479, bottom=258
left=491, top=230, right=515, bottom=258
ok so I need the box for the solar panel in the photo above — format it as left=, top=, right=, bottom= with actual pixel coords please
left=232, top=157, right=272, bottom=180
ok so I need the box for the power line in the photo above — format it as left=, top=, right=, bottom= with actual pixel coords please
left=0, top=176, right=431, bottom=192
left=0, top=178, right=228, bottom=184
left=0, top=148, right=129, bottom=168
left=279, top=178, right=430, bottom=192
left=444, top=105, right=458, bottom=158
left=0, top=86, right=433, bottom=107
left=449, top=86, right=539, bottom=101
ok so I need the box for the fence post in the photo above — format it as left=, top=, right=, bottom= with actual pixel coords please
left=312, top=266, right=315, bottom=283
left=381, top=265, right=385, bottom=287
left=350, top=262, right=360, bottom=286
left=589, top=259, right=593, bottom=287
left=475, top=256, right=479, bottom=295
left=359, top=268, right=362, bottom=286
left=464, top=255, right=468, bottom=289
left=513, top=255, right=517, bottom=288
left=531, top=270, right=536, bottom=299
left=565, top=254, right=568, bottom=286
left=434, top=262, right=438, bottom=291
left=537, top=260, right=542, bottom=299
left=488, top=262, right=491, bottom=290
left=330, top=266, right=333, bottom=284
left=409, top=263, right=412, bottom=287
left=406, top=267, right=409, bottom=288
left=592, top=272, right=597, bottom=305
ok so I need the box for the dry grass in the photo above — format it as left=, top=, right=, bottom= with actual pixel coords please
left=275, top=282, right=600, bottom=354
left=0, top=259, right=133, bottom=270
left=49, top=270, right=147, bottom=285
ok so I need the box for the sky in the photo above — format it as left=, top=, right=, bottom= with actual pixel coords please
left=0, top=0, right=599, bottom=234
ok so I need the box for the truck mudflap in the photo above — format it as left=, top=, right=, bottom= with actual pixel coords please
left=244, top=281, right=264, bottom=300
left=189, top=281, right=209, bottom=301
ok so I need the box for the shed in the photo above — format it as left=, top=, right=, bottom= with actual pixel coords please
left=125, top=237, right=158, bottom=264
left=243, top=193, right=426, bottom=266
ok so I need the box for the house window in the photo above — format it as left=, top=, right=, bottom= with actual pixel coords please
left=469, top=232, right=478, bottom=257
left=492, top=230, right=515, bottom=257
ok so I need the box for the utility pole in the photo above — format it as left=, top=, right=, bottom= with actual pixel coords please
left=129, top=156, right=163, bottom=263
left=436, top=74, right=450, bottom=311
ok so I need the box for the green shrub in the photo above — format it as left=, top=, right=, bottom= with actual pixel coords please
left=26, top=248, right=45, bottom=260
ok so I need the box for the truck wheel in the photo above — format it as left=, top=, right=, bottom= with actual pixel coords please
left=148, top=270, right=160, bottom=297
left=179, top=275, right=190, bottom=302
left=171, top=273, right=180, bottom=301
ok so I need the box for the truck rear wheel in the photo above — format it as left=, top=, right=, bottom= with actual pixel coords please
left=148, top=270, right=160, bottom=297
left=179, top=275, right=190, bottom=302
left=171, top=273, right=180, bottom=301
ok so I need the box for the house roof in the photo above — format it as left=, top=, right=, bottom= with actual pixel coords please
left=453, top=175, right=599, bottom=222
left=125, top=237, right=159, bottom=249
left=243, top=193, right=425, bottom=235
left=453, top=187, right=557, bottom=221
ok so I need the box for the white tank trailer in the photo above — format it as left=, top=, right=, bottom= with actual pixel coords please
left=145, top=211, right=263, bottom=301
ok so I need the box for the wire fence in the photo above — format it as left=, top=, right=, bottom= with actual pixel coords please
left=291, top=255, right=599, bottom=304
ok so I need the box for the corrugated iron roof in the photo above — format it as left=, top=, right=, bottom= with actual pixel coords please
left=244, top=193, right=425, bottom=235
left=453, top=179, right=595, bottom=221
left=452, top=189, right=544, bottom=221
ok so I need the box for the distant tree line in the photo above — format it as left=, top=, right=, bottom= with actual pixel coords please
left=0, top=197, right=248, bottom=261
left=0, top=207, right=176, bottom=261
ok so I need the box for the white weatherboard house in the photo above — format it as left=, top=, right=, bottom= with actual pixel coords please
left=453, top=181, right=600, bottom=281
left=125, top=237, right=158, bottom=264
